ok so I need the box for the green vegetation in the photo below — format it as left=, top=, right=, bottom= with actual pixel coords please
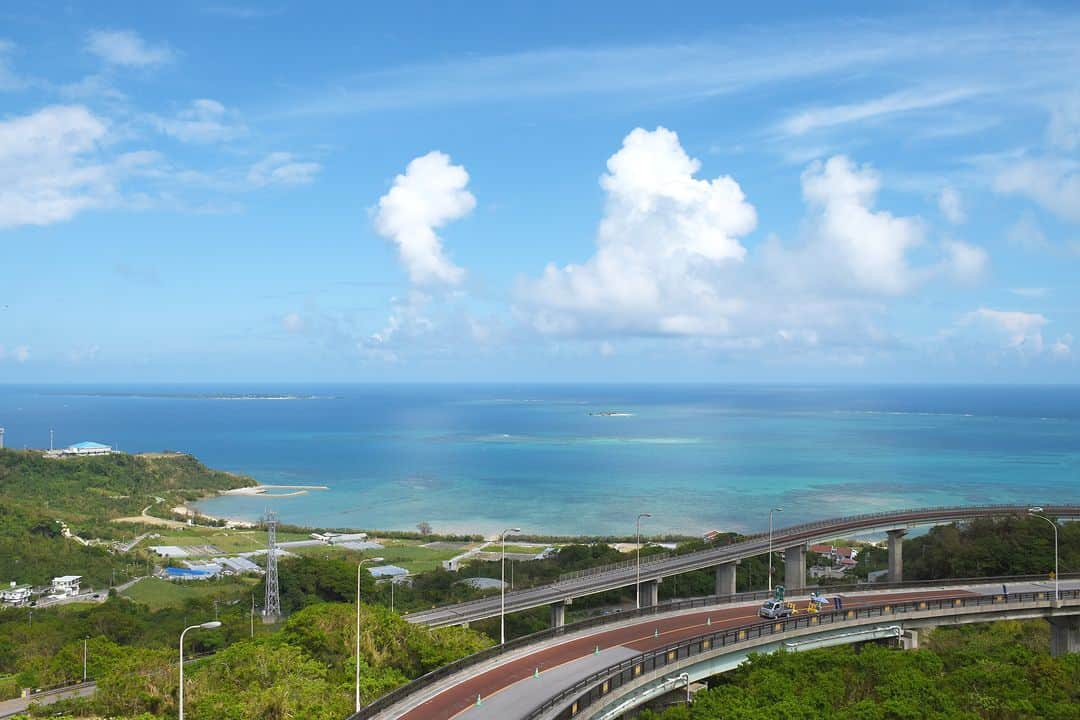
left=0, top=448, right=251, bottom=588
left=119, top=577, right=257, bottom=611
left=639, top=621, right=1080, bottom=720
left=905, top=516, right=1079, bottom=580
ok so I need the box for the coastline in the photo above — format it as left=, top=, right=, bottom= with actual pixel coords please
left=221, top=483, right=330, bottom=498
left=179, top=483, right=330, bottom=527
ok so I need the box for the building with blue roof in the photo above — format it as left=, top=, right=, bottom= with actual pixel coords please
left=66, top=441, right=112, bottom=456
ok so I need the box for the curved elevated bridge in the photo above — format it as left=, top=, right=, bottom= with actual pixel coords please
left=356, top=577, right=1080, bottom=720
left=406, top=504, right=1080, bottom=629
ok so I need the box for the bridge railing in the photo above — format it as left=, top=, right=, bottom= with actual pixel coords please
left=557, top=552, right=672, bottom=583
left=522, top=587, right=1080, bottom=720
left=348, top=573, right=1076, bottom=719
left=409, top=504, right=1079, bottom=622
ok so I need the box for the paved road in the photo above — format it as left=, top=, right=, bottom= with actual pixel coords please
left=0, top=682, right=96, bottom=719
left=387, top=580, right=1074, bottom=720
left=406, top=504, right=1080, bottom=627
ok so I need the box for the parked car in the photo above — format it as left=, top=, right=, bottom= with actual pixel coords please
left=759, top=599, right=792, bottom=619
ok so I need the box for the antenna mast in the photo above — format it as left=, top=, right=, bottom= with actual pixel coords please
left=262, top=509, right=281, bottom=623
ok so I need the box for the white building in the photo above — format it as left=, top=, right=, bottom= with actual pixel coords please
left=1, top=582, right=32, bottom=605
left=51, top=575, right=81, bottom=596
left=65, top=441, right=112, bottom=456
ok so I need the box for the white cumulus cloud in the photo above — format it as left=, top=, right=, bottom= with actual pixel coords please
left=247, top=152, right=322, bottom=188
left=0, top=105, right=112, bottom=228
left=795, top=155, right=925, bottom=295
left=957, top=307, right=1054, bottom=358
left=518, top=126, right=755, bottom=336
left=942, top=239, right=988, bottom=284
left=373, top=151, right=475, bottom=286
left=154, top=99, right=245, bottom=143
left=994, top=157, right=1080, bottom=223
left=86, top=29, right=172, bottom=67
left=938, top=187, right=966, bottom=224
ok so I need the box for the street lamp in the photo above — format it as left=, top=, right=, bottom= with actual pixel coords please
left=768, top=507, right=783, bottom=593
left=636, top=513, right=652, bottom=609
left=179, top=621, right=221, bottom=720
left=1028, top=507, right=1060, bottom=602
left=355, top=557, right=381, bottom=712
left=500, top=527, right=521, bottom=644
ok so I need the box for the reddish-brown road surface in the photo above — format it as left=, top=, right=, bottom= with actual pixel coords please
left=397, top=588, right=974, bottom=720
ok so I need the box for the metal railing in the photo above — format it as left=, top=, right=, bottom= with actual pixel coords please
left=558, top=552, right=672, bottom=583
left=523, top=587, right=1080, bottom=720
left=408, top=504, right=1080, bottom=623
left=346, top=572, right=1077, bottom=720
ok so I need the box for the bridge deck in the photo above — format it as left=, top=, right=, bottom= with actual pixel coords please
left=378, top=581, right=1074, bottom=720
left=406, top=504, right=1080, bottom=627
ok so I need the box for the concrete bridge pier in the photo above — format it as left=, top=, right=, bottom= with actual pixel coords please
left=1048, top=615, right=1080, bottom=656
left=549, top=598, right=571, bottom=628
left=784, top=544, right=806, bottom=592
left=887, top=529, right=907, bottom=583
left=640, top=579, right=661, bottom=608
left=714, top=561, right=737, bottom=597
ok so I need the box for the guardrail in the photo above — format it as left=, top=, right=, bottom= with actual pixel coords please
left=346, top=572, right=1077, bottom=720
left=408, top=504, right=1080, bottom=623
left=523, top=587, right=1080, bottom=720
left=558, top=552, right=672, bottom=583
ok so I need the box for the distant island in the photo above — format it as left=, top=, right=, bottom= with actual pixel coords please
left=588, top=410, right=635, bottom=417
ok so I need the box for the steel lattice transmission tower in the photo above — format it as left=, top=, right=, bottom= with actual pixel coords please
left=262, top=509, right=281, bottom=623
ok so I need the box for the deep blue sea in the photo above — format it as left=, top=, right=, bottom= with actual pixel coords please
left=0, top=384, right=1077, bottom=536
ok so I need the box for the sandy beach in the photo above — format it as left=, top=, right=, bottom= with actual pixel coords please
left=221, top=484, right=329, bottom=498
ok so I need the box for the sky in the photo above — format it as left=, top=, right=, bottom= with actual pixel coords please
left=1, top=1, right=1079, bottom=383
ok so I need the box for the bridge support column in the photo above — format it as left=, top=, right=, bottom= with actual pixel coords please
left=714, top=561, right=737, bottom=597
left=887, top=529, right=907, bottom=584
left=1048, top=615, right=1080, bottom=656
left=784, top=544, right=806, bottom=592
left=901, top=629, right=919, bottom=650
left=640, top=579, right=661, bottom=608
left=549, top=599, right=571, bottom=629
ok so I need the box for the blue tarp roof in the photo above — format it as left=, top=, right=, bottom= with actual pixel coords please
left=164, top=567, right=211, bottom=577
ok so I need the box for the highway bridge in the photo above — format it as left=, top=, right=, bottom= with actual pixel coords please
left=354, top=578, right=1080, bottom=720
left=405, top=504, right=1080, bottom=629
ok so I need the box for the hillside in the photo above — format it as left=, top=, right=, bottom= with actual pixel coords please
left=0, top=449, right=253, bottom=587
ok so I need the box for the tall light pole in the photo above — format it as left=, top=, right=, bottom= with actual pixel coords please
left=500, top=527, right=521, bottom=644
left=179, top=621, right=221, bottom=720
left=1028, top=507, right=1060, bottom=602
left=636, top=513, right=652, bottom=609
left=355, top=557, right=381, bottom=712
left=82, top=637, right=88, bottom=682
left=768, top=507, right=783, bottom=592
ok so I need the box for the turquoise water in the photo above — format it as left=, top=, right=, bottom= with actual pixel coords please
left=1, top=384, right=1077, bottom=536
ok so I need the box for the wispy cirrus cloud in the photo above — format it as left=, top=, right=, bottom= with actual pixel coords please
left=778, top=88, right=983, bottom=137
left=281, top=11, right=1080, bottom=120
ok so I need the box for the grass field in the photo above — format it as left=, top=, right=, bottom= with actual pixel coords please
left=496, top=544, right=552, bottom=556
left=121, top=576, right=256, bottom=609
left=367, top=539, right=478, bottom=574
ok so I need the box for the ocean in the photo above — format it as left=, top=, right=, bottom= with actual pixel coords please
left=0, top=384, right=1077, bottom=537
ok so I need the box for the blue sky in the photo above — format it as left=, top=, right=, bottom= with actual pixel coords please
left=1, top=1, right=1079, bottom=382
